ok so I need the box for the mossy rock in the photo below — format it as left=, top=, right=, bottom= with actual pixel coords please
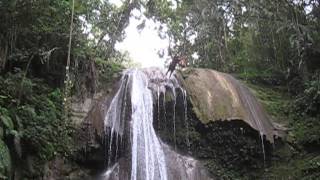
left=176, top=68, right=279, bottom=143
left=154, top=89, right=272, bottom=179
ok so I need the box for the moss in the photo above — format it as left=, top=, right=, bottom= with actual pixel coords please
left=204, top=159, right=241, bottom=179
left=96, top=60, right=124, bottom=88
left=291, top=116, right=320, bottom=149
left=243, top=80, right=320, bottom=179
left=155, top=89, right=270, bottom=179
left=262, top=153, right=320, bottom=179
left=244, top=82, right=291, bottom=127
left=174, top=70, right=320, bottom=179
left=178, top=68, right=196, bottom=79
left=178, top=69, right=246, bottom=124
left=164, top=90, right=174, bottom=102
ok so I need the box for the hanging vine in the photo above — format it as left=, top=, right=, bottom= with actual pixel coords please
left=64, top=0, right=75, bottom=119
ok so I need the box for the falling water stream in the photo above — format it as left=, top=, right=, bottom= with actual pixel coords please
left=103, top=68, right=210, bottom=180
left=182, top=89, right=191, bottom=153
left=102, top=67, right=274, bottom=180
left=130, top=70, right=167, bottom=180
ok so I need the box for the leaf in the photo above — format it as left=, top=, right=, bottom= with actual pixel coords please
left=0, top=96, right=7, bottom=99
left=0, top=139, right=11, bottom=177
left=8, top=130, right=19, bottom=137
left=0, top=116, right=14, bottom=130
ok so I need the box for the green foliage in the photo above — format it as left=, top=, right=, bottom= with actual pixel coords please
left=0, top=73, right=74, bottom=177
left=288, top=72, right=320, bottom=148
left=292, top=116, right=320, bottom=147
left=263, top=153, right=320, bottom=179
left=0, top=0, right=319, bottom=178
left=243, top=68, right=320, bottom=176
left=0, top=108, right=14, bottom=131
left=0, top=0, right=136, bottom=172
left=18, top=88, right=73, bottom=160
left=96, top=59, right=122, bottom=75
left=204, top=159, right=240, bottom=179
left=147, top=0, right=320, bottom=94
left=302, top=155, right=320, bottom=178
left=245, top=82, right=290, bottom=124
left=0, top=1, right=138, bottom=175
left=0, top=139, right=11, bottom=179
left=294, top=72, right=320, bottom=116
left=243, top=77, right=320, bottom=179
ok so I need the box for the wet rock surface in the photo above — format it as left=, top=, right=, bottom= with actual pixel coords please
left=63, top=68, right=283, bottom=179
left=176, top=68, right=281, bottom=143
left=154, top=87, right=272, bottom=178
left=52, top=72, right=124, bottom=179
left=102, top=68, right=213, bottom=180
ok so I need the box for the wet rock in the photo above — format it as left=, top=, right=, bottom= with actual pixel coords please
left=102, top=69, right=213, bottom=180
left=152, top=68, right=286, bottom=178
left=66, top=72, right=123, bottom=175
left=176, top=68, right=281, bottom=143
left=43, top=157, right=92, bottom=180
left=63, top=68, right=285, bottom=179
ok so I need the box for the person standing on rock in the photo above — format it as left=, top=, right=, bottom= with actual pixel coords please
left=166, top=55, right=187, bottom=78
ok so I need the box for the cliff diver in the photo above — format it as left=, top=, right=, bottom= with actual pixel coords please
left=166, top=55, right=187, bottom=78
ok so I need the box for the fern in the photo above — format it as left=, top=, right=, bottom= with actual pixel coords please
left=0, top=140, right=10, bottom=179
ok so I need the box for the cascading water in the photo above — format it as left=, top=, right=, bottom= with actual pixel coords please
left=130, top=70, right=167, bottom=180
left=104, top=72, right=131, bottom=167
left=182, top=89, right=191, bottom=153
left=172, top=89, right=177, bottom=150
left=103, top=68, right=210, bottom=180
left=227, top=76, right=270, bottom=162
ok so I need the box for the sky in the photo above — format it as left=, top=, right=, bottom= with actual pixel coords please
left=110, top=0, right=169, bottom=68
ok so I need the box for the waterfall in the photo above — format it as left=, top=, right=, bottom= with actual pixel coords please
left=182, top=89, right=190, bottom=153
left=130, top=70, right=167, bottom=180
left=104, top=72, right=131, bottom=167
left=103, top=68, right=210, bottom=180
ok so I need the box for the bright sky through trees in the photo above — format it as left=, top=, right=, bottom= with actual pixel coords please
left=110, top=0, right=169, bottom=68
left=116, top=10, right=169, bottom=68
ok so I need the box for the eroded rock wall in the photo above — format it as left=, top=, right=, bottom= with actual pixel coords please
left=154, top=88, right=272, bottom=178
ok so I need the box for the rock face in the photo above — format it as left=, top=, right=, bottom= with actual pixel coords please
left=74, top=77, right=123, bottom=167
left=63, top=67, right=283, bottom=179
left=102, top=69, right=212, bottom=180
left=176, top=68, right=280, bottom=143
left=52, top=72, right=124, bottom=179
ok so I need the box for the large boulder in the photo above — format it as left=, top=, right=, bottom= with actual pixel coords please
left=176, top=68, right=281, bottom=143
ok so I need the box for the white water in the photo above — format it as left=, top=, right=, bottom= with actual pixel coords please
left=163, top=90, right=167, bottom=129
left=104, top=72, right=131, bottom=166
left=172, top=88, right=177, bottom=150
left=182, top=89, right=191, bottom=152
left=103, top=68, right=211, bottom=180
left=130, top=70, right=168, bottom=180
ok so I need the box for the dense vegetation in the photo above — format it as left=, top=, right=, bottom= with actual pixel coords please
left=0, top=0, right=319, bottom=179
left=0, top=0, right=131, bottom=178
left=145, top=1, right=320, bottom=178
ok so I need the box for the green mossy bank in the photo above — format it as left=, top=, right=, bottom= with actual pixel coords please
left=243, top=76, right=320, bottom=179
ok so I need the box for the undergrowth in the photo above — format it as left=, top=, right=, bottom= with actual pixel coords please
left=243, top=74, right=320, bottom=179
left=0, top=72, right=74, bottom=178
